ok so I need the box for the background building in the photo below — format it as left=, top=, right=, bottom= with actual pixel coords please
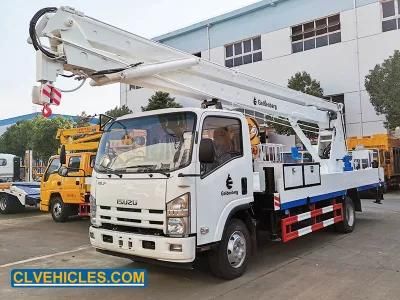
left=121, top=0, right=400, bottom=138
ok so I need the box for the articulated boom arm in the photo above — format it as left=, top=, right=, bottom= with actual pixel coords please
left=31, top=6, right=347, bottom=167
left=57, top=125, right=101, bottom=152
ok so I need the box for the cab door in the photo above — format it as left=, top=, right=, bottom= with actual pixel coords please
left=195, top=113, right=253, bottom=245
left=60, top=155, right=84, bottom=204
left=40, top=157, right=61, bottom=209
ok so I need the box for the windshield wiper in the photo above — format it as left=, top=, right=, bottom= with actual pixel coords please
left=114, top=164, right=156, bottom=171
left=97, top=166, right=123, bottom=178
left=126, top=164, right=157, bottom=169
left=116, top=165, right=171, bottom=177
left=150, top=169, right=171, bottom=178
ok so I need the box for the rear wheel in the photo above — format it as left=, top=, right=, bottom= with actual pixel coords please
left=51, top=197, right=71, bottom=222
left=335, top=196, right=355, bottom=233
left=0, top=193, right=19, bottom=214
left=208, top=219, right=250, bottom=280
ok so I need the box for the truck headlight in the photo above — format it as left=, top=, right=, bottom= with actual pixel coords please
left=166, top=193, right=190, bottom=235
left=90, top=194, right=97, bottom=225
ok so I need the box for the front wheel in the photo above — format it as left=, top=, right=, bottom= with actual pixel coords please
left=208, top=219, right=251, bottom=280
left=51, top=197, right=71, bottom=222
left=335, top=196, right=356, bottom=233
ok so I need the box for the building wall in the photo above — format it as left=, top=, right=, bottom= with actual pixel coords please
left=122, top=0, right=399, bottom=137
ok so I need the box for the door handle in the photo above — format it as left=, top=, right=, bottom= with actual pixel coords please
left=241, top=177, right=247, bottom=195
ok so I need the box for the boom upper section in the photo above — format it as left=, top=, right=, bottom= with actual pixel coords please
left=31, top=6, right=341, bottom=128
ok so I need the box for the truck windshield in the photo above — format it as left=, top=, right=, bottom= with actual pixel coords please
left=95, top=112, right=197, bottom=174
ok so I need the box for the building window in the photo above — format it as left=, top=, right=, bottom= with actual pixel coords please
left=129, top=85, right=142, bottom=90
left=291, top=14, right=341, bottom=54
left=225, top=36, right=262, bottom=68
left=381, top=0, right=400, bottom=32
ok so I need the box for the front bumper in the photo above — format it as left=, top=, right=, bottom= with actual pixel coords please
left=89, top=226, right=196, bottom=263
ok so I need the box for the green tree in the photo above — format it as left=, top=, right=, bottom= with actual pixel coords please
left=0, top=121, right=34, bottom=158
left=75, top=111, right=92, bottom=128
left=105, top=105, right=133, bottom=118
left=141, top=91, right=182, bottom=111
left=0, top=116, right=73, bottom=162
left=31, top=116, right=73, bottom=161
left=267, top=72, right=322, bottom=137
left=365, top=50, right=400, bottom=130
left=288, top=71, right=324, bottom=97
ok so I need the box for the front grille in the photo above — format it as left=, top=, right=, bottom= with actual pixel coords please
left=117, top=217, right=141, bottom=223
left=149, top=221, right=163, bottom=225
left=98, top=205, right=165, bottom=235
left=100, top=223, right=164, bottom=236
left=117, top=207, right=141, bottom=213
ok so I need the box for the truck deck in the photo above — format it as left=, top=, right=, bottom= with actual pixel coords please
left=0, top=182, right=41, bottom=213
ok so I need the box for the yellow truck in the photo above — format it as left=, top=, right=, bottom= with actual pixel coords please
left=347, top=134, right=400, bottom=190
left=40, top=125, right=102, bottom=222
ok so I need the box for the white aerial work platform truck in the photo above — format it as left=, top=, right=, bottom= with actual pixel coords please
left=29, top=7, right=384, bottom=279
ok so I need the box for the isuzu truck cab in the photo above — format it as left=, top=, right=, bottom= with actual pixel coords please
left=89, top=109, right=253, bottom=269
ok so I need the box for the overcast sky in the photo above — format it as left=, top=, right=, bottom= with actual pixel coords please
left=0, top=0, right=259, bottom=119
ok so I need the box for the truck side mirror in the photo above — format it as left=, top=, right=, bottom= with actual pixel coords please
left=60, top=145, right=66, bottom=165
left=199, top=139, right=215, bottom=164
left=58, top=166, right=86, bottom=177
left=58, top=166, right=69, bottom=177
left=99, top=114, right=115, bottom=131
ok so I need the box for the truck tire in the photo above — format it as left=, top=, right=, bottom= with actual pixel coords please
left=208, top=219, right=251, bottom=280
left=50, top=197, right=71, bottom=222
left=335, top=196, right=356, bottom=233
left=0, top=193, right=18, bottom=214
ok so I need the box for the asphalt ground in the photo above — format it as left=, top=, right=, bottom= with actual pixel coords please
left=0, top=194, right=399, bottom=300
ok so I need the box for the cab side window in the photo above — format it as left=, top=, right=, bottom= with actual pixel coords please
left=201, top=116, right=243, bottom=176
left=0, top=159, right=6, bottom=167
left=44, top=158, right=60, bottom=181
left=68, top=156, right=81, bottom=170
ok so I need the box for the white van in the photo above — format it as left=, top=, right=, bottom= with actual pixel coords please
left=0, top=154, right=20, bottom=182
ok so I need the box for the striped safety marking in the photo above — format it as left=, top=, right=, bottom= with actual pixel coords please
left=281, top=203, right=343, bottom=243
left=40, top=84, right=62, bottom=117
left=40, top=84, right=52, bottom=103
left=51, top=87, right=62, bottom=106
left=40, top=84, right=62, bottom=106
left=273, top=193, right=281, bottom=211
left=79, top=203, right=90, bottom=217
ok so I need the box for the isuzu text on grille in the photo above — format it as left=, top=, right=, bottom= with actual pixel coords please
left=117, top=199, right=138, bottom=206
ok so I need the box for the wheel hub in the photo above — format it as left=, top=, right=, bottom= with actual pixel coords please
left=346, top=203, right=354, bottom=227
left=53, top=202, right=62, bottom=218
left=227, top=231, right=246, bottom=268
left=0, top=196, right=6, bottom=211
